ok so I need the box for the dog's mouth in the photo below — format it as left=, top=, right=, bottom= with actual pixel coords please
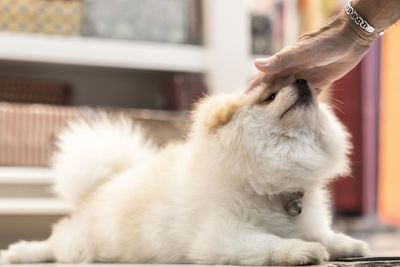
left=280, top=79, right=313, bottom=119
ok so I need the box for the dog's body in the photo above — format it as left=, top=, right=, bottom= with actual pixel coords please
left=1, top=79, right=368, bottom=265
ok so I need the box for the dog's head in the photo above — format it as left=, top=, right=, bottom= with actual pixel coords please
left=190, top=77, right=351, bottom=195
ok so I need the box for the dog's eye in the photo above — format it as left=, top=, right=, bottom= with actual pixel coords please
left=263, top=93, right=276, bottom=103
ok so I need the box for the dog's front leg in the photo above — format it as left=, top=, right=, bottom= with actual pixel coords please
left=188, top=225, right=329, bottom=266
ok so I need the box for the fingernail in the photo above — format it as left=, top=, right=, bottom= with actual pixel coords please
left=254, top=58, right=270, bottom=66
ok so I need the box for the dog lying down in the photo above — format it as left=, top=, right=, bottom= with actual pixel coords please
left=1, top=78, right=369, bottom=266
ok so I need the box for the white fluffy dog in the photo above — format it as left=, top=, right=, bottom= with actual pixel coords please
left=1, top=78, right=369, bottom=265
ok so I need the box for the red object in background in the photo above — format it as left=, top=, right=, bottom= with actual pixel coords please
left=332, top=65, right=364, bottom=214
left=331, top=41, right=381, bottom=215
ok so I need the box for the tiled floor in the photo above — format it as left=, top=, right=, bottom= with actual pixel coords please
left=1, top=262, right=400, bottom=267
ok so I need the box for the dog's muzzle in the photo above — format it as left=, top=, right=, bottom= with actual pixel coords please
left=280, top=79, right=313, bottom=119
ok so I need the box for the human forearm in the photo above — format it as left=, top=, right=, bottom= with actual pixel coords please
left=253, top=0, right=400, bottom=89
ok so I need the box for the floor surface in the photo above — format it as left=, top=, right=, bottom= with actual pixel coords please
left=2, top=262, right=400, bottom=267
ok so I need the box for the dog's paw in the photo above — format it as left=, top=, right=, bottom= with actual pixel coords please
left=274, top=239, right=330, bottom=266
left=0, top=250, right=6, bottom=264
left=0, top=240, right=51, bottom=264
left=324, top=233, right=370, bottom=260
left=1, top=241, right=27, bottom=264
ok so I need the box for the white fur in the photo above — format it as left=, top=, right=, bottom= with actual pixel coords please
left=1, top=81, right=369, bottom=265
left=52, top=116, right=155, bottom=206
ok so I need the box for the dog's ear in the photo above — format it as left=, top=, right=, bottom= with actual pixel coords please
left=191, top=95, right=239, bottom=134
left=205, top=101, right=239, bottom=134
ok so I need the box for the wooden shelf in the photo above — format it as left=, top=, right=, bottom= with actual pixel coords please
left=0, top=32, right=206, bottom=73
left=0, top=167, right=68, bottom=215
left=0, top=198, right=70, bottom=215
left=0, top=167, right=53, bottom=185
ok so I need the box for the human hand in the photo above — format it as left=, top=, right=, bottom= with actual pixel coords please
left=252, top=13, right=376, bottom=89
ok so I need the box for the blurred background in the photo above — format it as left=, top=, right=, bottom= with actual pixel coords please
left=0, top=0, right=399, bottom=255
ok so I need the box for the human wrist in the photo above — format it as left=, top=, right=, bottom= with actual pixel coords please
left=351, top=0, right=400, bottom=34
left=337, top=11, right=376, bottom=47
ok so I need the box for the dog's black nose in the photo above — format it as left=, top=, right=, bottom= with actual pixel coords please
left=295, top=79, right=307, bottom=86
left=293, top=79, right=312, bottom=105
